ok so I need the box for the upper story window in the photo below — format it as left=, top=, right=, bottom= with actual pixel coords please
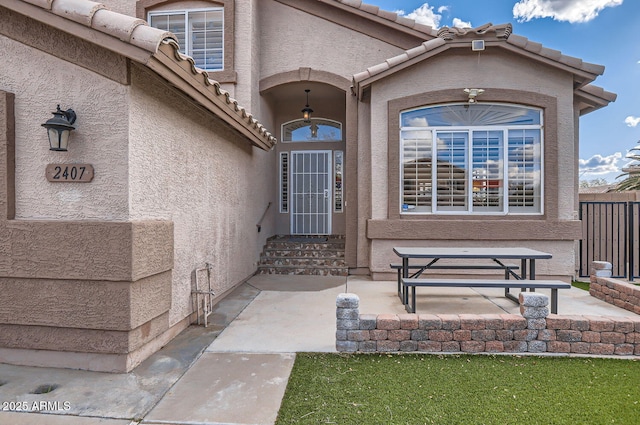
left=149, top=8, right=223, bottom=71
left=138, top=0, right=235, bottom=82
left=400, top=103, right=543, bottom=215
left=282, top=118, right=342, bottom=142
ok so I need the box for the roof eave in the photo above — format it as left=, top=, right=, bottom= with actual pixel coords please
left=498, top=42, right=603, bottom=89
left=317, top=0, right=438, bottom=39
left=353, top=38, right=448, bottom=99
left=0, top=0, right=154, bottom=64
left=352, top=39, right=607, bottom=101
left=575, top=85, right=617, bottom=116
left=151, top=42, right=276, bottom=150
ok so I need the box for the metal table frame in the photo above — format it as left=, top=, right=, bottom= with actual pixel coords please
left=393, top=247, right=553, bottom=304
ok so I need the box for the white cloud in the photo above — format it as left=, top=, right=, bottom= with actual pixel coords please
left=579, top=152, right=623, bottom=175
left=513, top=0, right=623, bottom=23
left=401, top=3, right=442, bottom=27
left=625, top=116, right=640, bottom=127
left=407, top=117, right=429, bottom=127
left=396, top=3, right=473, bottom=29
left=452, top=17, right=472, bottom=28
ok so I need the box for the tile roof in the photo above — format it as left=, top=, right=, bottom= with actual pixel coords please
left=575, top=84, right=618, bottom=115
left=329, top=0, right=438, bottom=37
left=7, top=0, right=276, bottom=150
left=352, top=22, right=609, bottom=101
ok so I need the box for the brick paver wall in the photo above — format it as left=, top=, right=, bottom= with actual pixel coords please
left=336, top=291, right=640, bottom=356
left=589, top=261, right=640, bottom=315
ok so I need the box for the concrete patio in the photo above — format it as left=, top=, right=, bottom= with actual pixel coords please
left=0, top=274, right=635, bottom=425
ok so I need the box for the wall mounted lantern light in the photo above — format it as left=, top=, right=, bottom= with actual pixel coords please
left=42, top=105, right=76, bottom=151
left=301, top=89, right=313, bottom=122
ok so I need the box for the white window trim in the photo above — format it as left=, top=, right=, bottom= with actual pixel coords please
left=148, top=7, right=224, bottom=72
left=399, top=104, right=544, bottom=216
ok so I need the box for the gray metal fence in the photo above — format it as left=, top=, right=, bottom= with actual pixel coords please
left=579, top=201, right=640, bottom=281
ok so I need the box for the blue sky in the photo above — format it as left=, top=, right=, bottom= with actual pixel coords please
left=365, top=0, right=640, bottom=183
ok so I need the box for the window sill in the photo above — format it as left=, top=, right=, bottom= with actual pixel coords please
left=366, top=218, right=580, bottom=240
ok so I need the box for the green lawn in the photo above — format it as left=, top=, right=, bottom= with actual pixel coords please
left=572, top=280, right=590, bottom=291
left=276, top=353, right=640, bottom=425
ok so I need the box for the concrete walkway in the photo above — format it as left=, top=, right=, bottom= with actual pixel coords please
left=0, top=274, right=635, bottom=425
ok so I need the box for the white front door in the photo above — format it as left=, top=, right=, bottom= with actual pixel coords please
left=290, top=150, right=332, bottom=235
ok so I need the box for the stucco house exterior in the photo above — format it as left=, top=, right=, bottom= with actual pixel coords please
left=0, top=0, right=615, bottom=371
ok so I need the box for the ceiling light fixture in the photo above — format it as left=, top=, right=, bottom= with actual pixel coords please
left=301, top=89, right=313, bottom=122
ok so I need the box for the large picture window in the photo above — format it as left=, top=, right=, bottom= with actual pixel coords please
left=149, top=8, right=223, bottom=71
left=400, top=103, right=543, bottom=215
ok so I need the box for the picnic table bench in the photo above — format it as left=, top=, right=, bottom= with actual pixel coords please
left=390, top=262, right=520, bottom=300
left=393, top=247, right=569, bottom=314
left=401, top=277, right=571, bottom=314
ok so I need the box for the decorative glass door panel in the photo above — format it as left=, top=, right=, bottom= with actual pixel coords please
left=290, top=151, right=332, bottom=235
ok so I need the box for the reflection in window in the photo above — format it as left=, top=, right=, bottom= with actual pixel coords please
left=282, top=119, right=342, bottom=142
left=400, top=103, right=542, bottom=214
left=401, top=103, right=541, bottom=127
left=149, top=8, right=223, bottom=71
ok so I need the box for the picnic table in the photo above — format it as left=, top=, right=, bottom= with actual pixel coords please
left=392, top=247, right=570, bottom=313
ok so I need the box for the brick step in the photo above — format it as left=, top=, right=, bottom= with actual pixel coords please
left=257, top=265, right=348, bottom=276
left=258, top=235, right=348, bottom=276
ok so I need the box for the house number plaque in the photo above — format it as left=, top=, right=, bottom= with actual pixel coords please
left=46, top=164, right=94, bottom=183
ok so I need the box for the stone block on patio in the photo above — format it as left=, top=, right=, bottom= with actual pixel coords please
left=520, top=305, right=549, bottom=319
left=518, top=292, right=548, bottom=307
left=359, top=314, right=377, bottom=330
left=336, top=293, right=359, bottom=309
left=336, top=340, right=357, bottom=352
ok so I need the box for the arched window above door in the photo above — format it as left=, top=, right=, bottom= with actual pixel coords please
left=281, top=118, right=342, bottom=142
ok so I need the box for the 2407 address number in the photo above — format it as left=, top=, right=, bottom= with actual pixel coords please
left=46, top=164, right=94, bottom=183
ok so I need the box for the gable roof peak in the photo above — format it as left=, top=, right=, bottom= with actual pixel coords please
left=437, top=23, right=513, bottom=41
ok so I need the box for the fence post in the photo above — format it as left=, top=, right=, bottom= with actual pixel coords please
left=630, top=202, right=636, bottom=281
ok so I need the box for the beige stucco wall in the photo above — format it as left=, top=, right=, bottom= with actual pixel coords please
left=0, top=35, right=130, bottom=220
left=0, top=4, right=277, bottom=370
left=234, top=0, right=259, bottom=112
left=128, top=65, right=274, bottom=325
left=100, top=0, right=136, bottom=15
left=258, top=1, right=404, bottom=82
